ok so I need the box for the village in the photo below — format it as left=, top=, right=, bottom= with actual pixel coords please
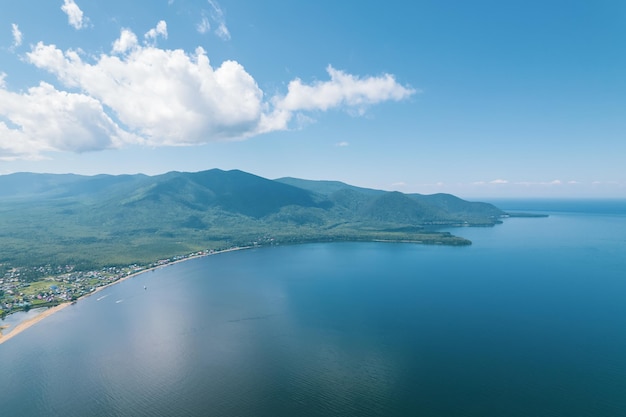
left=0, top=249, right=216, bottom=318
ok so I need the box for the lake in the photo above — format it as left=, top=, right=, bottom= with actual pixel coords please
left=1, top=200, right=625, bottom=416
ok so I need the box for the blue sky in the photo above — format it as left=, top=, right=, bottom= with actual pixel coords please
left=0, top=0, right=624, bottom=198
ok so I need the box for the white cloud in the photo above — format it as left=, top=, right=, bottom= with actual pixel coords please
left=61, top=0, right=88, bottom=30
left=26, top=34, right=414, bottom=148
left=215, top=23, right=230, bottom=41
left=471, top=179, right=572, bottom=188
left=0, top=122, right=44, bottom=161
left=112, top=29, right=138, bottom=54
left=144, top=21, right=168, bottom=44
left=277, top=65, right=416, bottom=112
left=0, top=26, right=414, bottom=160
left=27, top=39, right=278, bottom=145
left=514, top=180, right=562, bottom=186
left=197, top=14, right=211, bottom=34
left=11, top=24, right=23, bottom=49
left=335, top=141, right=350, bottom=147
left=0, top=81, right=134, bottom=159
left=207, top=0, right=231, bottom=40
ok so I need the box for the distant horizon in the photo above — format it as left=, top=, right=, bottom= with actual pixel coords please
left=2, top=167, right=625, bottom=200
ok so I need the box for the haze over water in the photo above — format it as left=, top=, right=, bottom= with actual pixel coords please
left=1, top=200, right=625, bottom=416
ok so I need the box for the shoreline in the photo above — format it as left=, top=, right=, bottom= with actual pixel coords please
left=0, top=237, right=467, bottom=345
left=0, top=246, right=252, bottom=346
left=0, top=303, right=72, bottom=345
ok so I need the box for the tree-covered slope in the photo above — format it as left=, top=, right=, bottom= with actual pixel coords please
left=276, top=176, right=504, bottom=225
left=0, top=169, right=505, bottom=270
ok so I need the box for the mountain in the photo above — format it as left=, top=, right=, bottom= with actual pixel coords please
left=276, top=177, right=503, bottom=224
left=277, top=177, right=384, bottom=197
left=0, top=169, right=505, bottom=271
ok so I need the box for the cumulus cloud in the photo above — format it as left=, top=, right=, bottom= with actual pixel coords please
left=0, top=81, right=134, bottom=159
left=0, top=24, right=414, bottom=160
left=335, top=141, right=350, bottom=147
left=489, top=179, right=508, bottom=184
left=144, top=21, right=168, bottom=44
left=61, top=0, right=88, bottom=30
left=276, top=65, right=416, bottom=113
left=112, top=29, right=138, bottom=53
left=26, top=38, right=282, bottom=145
left=0, top=124, right=44, bottom=161
left=11, top=24, right=23, bottom=49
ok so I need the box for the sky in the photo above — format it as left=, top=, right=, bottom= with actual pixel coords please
left=0, top=0, right=624, bottom=198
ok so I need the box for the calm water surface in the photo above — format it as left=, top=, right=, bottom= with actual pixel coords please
left=1, top=201, right=625, bottom=416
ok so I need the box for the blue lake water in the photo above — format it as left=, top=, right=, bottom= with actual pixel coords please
left=1, top=200, right=625, bottom=416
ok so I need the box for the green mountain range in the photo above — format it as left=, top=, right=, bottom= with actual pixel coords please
left=0, top=169, right=505, bottom=271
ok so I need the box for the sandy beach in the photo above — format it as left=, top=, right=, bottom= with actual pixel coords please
left=0, top=246, right=252, bottom=346
left=0, top=303, right=71, bottom=345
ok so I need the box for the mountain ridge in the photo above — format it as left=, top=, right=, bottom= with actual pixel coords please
left=0, top=169, right=505, bottom=271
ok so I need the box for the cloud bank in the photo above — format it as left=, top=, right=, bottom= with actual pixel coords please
left=0, top=24, right=415, bottom=160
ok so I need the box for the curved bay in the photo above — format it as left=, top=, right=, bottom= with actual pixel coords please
left=1, top=206, right=626, bottom=416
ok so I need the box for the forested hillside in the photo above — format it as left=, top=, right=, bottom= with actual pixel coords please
left=0, top=169, right=505, bottom=271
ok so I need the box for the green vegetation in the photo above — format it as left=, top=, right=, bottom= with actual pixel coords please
left=0, top=169, right=506, bottom=313
left=505, top=212, right=549, bottom=218
left=0, top=169, right=506, bottom=269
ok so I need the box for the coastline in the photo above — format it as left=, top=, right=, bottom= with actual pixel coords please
left=0, top=303, right=71, bottom=345
left=0, top=246, right=252, bottom=346
left=0, top=238, right=467, bottom=345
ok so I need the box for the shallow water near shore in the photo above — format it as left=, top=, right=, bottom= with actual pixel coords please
left=1, top=200, right=625, bottom=416
left=0, top=307, right=48, bottom=334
